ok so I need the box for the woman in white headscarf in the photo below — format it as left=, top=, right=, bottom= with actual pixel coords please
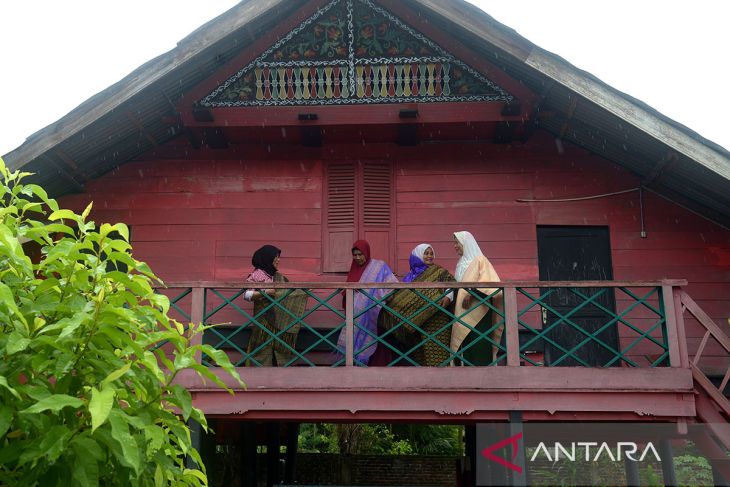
left=451, top=231, right=504, bottom=363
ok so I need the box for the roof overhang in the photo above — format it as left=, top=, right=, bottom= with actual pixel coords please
left=4, top=0, right=729, bottom=226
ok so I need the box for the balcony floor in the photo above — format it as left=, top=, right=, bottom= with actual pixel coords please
left=177, top=366, right=695, bottom=422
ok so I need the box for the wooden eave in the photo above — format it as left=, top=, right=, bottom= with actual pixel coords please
left=2, top=0, right=729, bottom=227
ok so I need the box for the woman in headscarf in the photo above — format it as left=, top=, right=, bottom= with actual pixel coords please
left=244, top=245, right=308, bottom=366
left=451, top=231, right=504, bottom=364
left=336, top=240, right=398, bottom=365
left=377, top=244, right=455, bottom=366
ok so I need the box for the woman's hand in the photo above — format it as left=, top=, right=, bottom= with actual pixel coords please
left=462, top=293, right=472, bottom=308
left=438, top=296, right=451, bottom=308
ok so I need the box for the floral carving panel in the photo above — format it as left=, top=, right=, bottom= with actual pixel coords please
left=201, top=0, right=513, bottom=106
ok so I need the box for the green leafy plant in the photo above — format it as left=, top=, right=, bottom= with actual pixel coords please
left=0, top=158, right=243, bottom=486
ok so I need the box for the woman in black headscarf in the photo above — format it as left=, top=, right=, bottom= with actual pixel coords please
left=244, top=245, right=307, bottom=366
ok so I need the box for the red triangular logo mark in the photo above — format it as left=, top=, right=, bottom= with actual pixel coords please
left=481, top=432, right=523, bottom=474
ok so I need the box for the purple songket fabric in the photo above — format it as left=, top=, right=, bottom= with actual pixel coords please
left=337, top=258, right=398, bottom=364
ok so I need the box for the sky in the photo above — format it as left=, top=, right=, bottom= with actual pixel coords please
left=0, top=1, right=728, bottom=157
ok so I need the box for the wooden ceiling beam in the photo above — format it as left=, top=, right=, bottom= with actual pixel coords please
left=41, top=154, right=84, bottom=193
left=643, top=152, right=679, bottom=186
left=558, top=96, right=579, bottom=139
left=125, top=112, right=159, bottom=147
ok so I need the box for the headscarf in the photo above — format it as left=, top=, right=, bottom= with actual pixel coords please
left=251, top=245, right=281, bottom=277
left=346, top=240, right=371, bottom=282
left=454, top=231, right=484, bottom=281
left=403, top=243, right=432, bottom=283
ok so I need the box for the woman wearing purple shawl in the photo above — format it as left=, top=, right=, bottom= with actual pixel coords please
left=336, top=240, right=398, bottom=365
left=377, top=244, right=455, bottom=366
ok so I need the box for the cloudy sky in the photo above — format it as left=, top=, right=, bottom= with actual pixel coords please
left=1, top=0, right=728, bottom=156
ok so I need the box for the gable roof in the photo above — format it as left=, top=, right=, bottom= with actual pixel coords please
left=4, top=0, right=730, bottom=227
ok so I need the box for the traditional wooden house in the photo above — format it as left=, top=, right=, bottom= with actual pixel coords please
left=5, top=0, right=730, bottom=485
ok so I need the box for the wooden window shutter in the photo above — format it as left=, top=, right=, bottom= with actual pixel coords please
left=324, top=163, right=356, bottom=272
left=323, top=161, right=394, bottom=272
left=360, top=161, right=393, bottom=267
left=362, top=162, right=392, bottom=227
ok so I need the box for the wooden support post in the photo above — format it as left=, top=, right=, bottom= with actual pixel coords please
left=265, top=422, right=281, bottom=487
left=345, top=289, right=354, bottom=366
left=240, top=422, right=257, bottom=487
left=465, top=424, right=477, bottom=487
left=508, top=412, right=527, bottom=487
left=186, top=418, right=202, bottom=470
left=190, top=287, right=205, bottom=363
left=661, top=283, right=682, bottom=367
left=659, top=438, right=677, bottom=486
left=673, top=288, right=689, bottom=367
left=624, top=456, right=640, bottom=487
left=504, top=287, right=520, bottom=367
left=284, top=423, right=299, bottom=484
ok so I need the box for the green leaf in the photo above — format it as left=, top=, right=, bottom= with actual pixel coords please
left=81, top=202, right=93, bottom=221
left=100, top=362, right=131, bottom=389
left=89, top=386, right=115, bottom=433
left=109, top=410, right=141, bottom=475
left=71, top=437, right=102, bottom=487
left=154, top=464, right=164, bottom=487
left=38, top=425, right=70, bottom=462
left=21, top=394, right=83, bottom=414
left=199, top=345, right=244, bottom=387
left=183, top=468, right=208, bottom=484
left=48, top=209, right=79, bottom=222
left=0, top=376, right=21, bottom=400
left=0, top=405, right=13, bottom=437
left=169, top=385, right=193, bottom=421
left=0, top=281, right=28, bottom=328
left=145, top=424, right=166, bottom=454
left=6, top=331, right=31, bottom=355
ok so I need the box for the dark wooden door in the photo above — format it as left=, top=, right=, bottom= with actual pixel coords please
left=536, top=226, right=619, bottom=366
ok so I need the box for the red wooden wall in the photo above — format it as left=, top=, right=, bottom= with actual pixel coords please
left=59, top=129, right=730, bottom=365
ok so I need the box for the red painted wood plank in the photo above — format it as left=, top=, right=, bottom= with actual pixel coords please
left=397, top=224, right=536, bottom=242
left=614, top=265, right=730, bottom=282
left=86, top=176, right=321, bottom=194
left=397, top=173, right=532, bottom=192
left=613, top=249, right=721, bottom=267
left=216, top=240, right=321, bottom=258
left=113, top=158, right=323, bottom=178
left=133, top=224, right=321, bottom=242
left=397, top=190, right=532, bottom=204
left=396, top=206, right=534, bottom=224
left=60, top=192, right=322, bottom=210
left=91, top=208, right=322, bottom=226
left=133, top=240, right=217, bottom=258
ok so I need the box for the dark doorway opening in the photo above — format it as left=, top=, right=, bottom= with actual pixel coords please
left=536, top=226, right=619, bottom=366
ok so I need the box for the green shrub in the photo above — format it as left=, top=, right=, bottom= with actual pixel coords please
left=0, top=158, right=242, bottom=486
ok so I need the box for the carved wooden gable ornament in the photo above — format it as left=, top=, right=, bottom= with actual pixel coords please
left=200, top=0, right=514, bottom=107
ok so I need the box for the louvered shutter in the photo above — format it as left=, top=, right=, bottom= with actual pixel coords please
left=361, top=162, right=393, bottom=264
left=323, top=161, right=394, bottom=272
left=324, top=163, right=356, bottom=272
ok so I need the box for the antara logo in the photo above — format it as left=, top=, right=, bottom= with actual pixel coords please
left=481, top=433, right=661, bottom=473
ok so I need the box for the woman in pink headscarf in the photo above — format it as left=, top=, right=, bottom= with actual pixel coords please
left=336, top=240, right=397, bottom=365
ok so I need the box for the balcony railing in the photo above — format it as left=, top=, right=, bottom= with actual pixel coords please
left=158, top=280, right=688, bottom=369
